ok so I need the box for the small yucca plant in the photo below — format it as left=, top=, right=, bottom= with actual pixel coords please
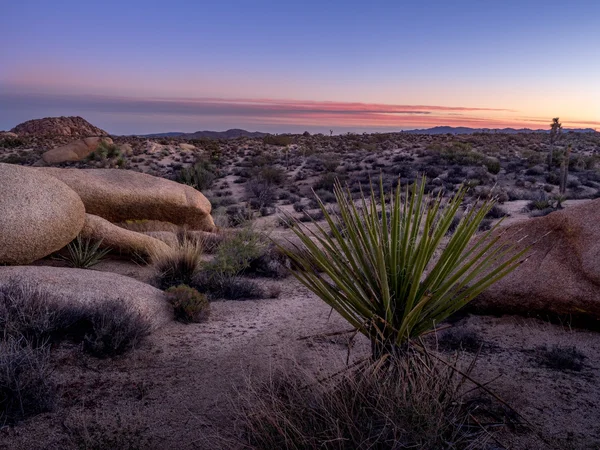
left=282, top=177, right=527, bottom=359
left=60, top=235, right=111, bottom=269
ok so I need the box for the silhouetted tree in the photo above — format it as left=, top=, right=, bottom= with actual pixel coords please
left=549, top=117, right=562, bottom=169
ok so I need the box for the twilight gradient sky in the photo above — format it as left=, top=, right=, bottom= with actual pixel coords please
left=1, top=0, right=599, bottom=134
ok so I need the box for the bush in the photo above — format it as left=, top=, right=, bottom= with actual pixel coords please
left=165, top=285, right=210, bottom=323
left=0, top=280, right=150, bottom=359
left=193, top=273, right=266, bottom=300
left=153, top=238, right=204, bottom=290
left=263, top=135, right=292, bottom=146
left=233, top=352, right=485, bottom=449
left=0, top=337, right=55, bottom=424
left=81, top=300, right=151, bottom=357
left=0, top=137, right=25, bottom=149
left=226, top=205, right=253, bottom=227
left=485, top=204, right=508, bottom=219
left=484, top=157, right=501, bottom=174
left=178, top=160, right=216, bottom=191
left=535, top=345, right=585, bottom=372
left=58, top=235, right=111, bottom=269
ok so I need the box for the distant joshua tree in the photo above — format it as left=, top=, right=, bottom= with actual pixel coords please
left=549, top=117, right=562, bottom=169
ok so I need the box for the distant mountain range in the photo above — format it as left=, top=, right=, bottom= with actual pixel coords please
left=140, top=129, right=267, bottom=139
left=402, top=126, right=597, bottom=135
left=140, top=126, right=597, bottom=139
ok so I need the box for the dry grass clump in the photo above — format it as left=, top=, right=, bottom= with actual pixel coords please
left=231, top=351, right=487, bottom=450
left=152, top=238, right=204, bottom=290
left=0, top=337, right=55, bottom=424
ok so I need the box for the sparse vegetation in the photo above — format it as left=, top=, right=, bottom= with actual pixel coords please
left=58, top=235, right=111, bottom=269
left=233, top=351, right=486, bottom=449
left=536, top=344, right=586, bottom=372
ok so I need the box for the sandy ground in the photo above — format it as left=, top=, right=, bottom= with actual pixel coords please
left=2, top=263, right=600, bottom=449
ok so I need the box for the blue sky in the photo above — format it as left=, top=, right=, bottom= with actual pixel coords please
left=1, top=0, right=599, bottom=134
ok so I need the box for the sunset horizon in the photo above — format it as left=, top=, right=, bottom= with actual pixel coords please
left=2, top=0, right=598, bottom=134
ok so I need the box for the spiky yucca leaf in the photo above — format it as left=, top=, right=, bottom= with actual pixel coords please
left=281, top=177, right=527, bottom=358
left=60, top=235, right=111, bottom=269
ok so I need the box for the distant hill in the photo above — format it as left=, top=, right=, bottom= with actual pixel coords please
left=11, top=116, right=108, bottom=137
left=141, top=129, right=267, bottom=139
left=403, top=126, right=597, bottom=135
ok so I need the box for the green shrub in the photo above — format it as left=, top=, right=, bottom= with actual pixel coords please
left=281, top=177, right=526, bottom=359
left=0, top=137, right=25, bottom=149
left=165, top=285, right=210, bottom=323
left=58, top=235, right=111, bottom=269
left=484, top=157, right=501, bottom=174
left=178, top=159, right=216, bottom=191
left=263, top=134, right=292, bottom=146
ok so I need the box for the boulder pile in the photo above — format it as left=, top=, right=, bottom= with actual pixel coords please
left=0, top=163, right=215, bottom=265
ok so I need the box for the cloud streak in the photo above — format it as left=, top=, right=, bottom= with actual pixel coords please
left=0, top=92, right=594, bottom=133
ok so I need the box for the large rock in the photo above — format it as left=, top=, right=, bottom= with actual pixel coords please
left=0, top=266, right=172, bottom=330
left=81, top=214, right=171, bottom=257
left=37, top=167, right=216, bottom=231
left=471, top=199, right=600, bottom=323
left=42, top=136, right=113, bottom=164
left=0, top=163, right=86, bottom=265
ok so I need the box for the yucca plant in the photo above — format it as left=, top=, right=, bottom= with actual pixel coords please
left=281, top=177, right=527, bottom=359
left=59, top=235, right=111, bottom=269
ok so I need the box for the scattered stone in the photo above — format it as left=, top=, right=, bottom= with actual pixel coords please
left=41, top=136, right=114, bottom=164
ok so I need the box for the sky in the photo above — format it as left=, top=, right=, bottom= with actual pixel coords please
left=1, top=0, right=599, bottom=134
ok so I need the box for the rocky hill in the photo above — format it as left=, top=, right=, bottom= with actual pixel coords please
left=11, top=116, right=108, bottom=137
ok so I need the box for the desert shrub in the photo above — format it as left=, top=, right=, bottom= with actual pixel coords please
left=178, top=159, right=216, bottom=191
left=281, top=177, right=525, bottom=359
left=233, top=352, right=485, bottom=449
left=153, top=238, right=203, bottom=289
left=208, top=228, right=268, bottom=276
left=165, top=285, right=210, bottom=323
left=437, top=328, right=484, bottom=353
left=0, top=281, right=149, bottom=359
left=246, top=180, right=277, bottom=208
left=313, top=172, right=341, bottom=191
left=293, top=201, right=306, bottom=212
left=81, top=300, right=150, bottom=357
left=535, top=345, right=586, bottom=372
left=193, top=272, right=266, bottom=300
left=527, top=198, right=553, bottom=211
left=58, top=235, right=111, bottom=269
left=0, top=336, right=55, bottom=424
left=484, top=157, right=501, bottom=174
left=312, top=189, right=336, bottom=205
left=263, top=134, right=292, bottom=146
left=485, top=204, right=508, bottom=219
left=0, top=137, right=25, bottom=149
left=226, top=205, right=253, bottom=227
